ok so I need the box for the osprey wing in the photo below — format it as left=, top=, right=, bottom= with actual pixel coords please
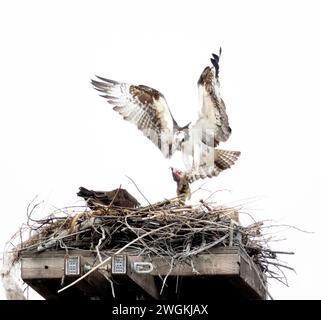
left=92, top=76, right=178, bottom=158
left=195, top=49, right=231, bottom=147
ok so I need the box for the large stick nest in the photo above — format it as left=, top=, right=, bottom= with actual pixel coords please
left=6, top=195, right=297, bottom=300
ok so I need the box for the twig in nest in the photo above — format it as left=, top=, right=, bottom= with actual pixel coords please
left=190, top=259, right=199, bottom=275
left=95, top=226, right=106, bottom=263
left=266, top=261, right=296, bottom=273
left=26, top=195, right=44, bottom=227
left=59, top=239, right=69, bottom=256
left=191, top=182, right=208, bottom=195
left=204, top=189, right=231, bottom=202
left=106, top=185, right=122, bottom=212
left=160, top=257, right=175, bottom=295
left=100, top=269, right=115, bottom=298
left=125, top=175, right=152, bottom=206
left=185, top=234, right=229, bottom=257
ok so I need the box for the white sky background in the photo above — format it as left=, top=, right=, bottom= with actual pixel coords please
left=1, top=0, right=321, bottom=300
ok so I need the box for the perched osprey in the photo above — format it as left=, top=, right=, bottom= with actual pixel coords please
left=77, top=187, right=140, bottom=208
left=91, top=50, right=240, bottom=190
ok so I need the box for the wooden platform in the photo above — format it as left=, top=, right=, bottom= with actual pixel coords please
left=21, top=246, right=266, bottom=300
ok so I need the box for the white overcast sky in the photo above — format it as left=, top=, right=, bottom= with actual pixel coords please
left=1, top=0, right=321, bottom=300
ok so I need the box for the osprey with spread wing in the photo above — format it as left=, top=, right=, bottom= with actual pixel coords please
left=91, top=50, right=240, bottom=200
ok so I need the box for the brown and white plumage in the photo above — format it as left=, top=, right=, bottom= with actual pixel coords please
left=91, top=76, right=181, bottom=158
left=77, top=186, right=140, bottom=208
left=194, top=49, right=232, bottom=147
left=185, top=148, right=241, bottom=183
left=92, top=50, right=240, bottom=184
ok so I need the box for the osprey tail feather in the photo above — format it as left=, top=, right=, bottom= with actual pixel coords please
left=186, top=148, right=241, bottom=182
left=214, top=149, right=241, bottom=171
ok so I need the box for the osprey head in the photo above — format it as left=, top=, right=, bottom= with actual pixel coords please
left=173, top=131, right=186, bottom=150
left=172, top=123, right=190, bottom=151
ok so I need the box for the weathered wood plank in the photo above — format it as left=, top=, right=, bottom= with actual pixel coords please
left=238, top=249, right=267, bottom=299
left=20, top=247, right=266, bottom=300
left=128, top=253, right=240, bottom=276
left=21, top=250, right=93, bottom=258
left=21, top=249, right=241, bottom=279
left=21, top=257, right=65, bottom=279
left=20, top=246, right=239, bottom=258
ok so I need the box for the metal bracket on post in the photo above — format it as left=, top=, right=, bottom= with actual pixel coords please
left=133, top=262, right=154, bottom=274
left=64, top=256, right=80, bottom=276
left=112, top=255, right=127, bottom=274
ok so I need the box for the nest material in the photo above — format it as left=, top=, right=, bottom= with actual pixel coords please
left=11, top=197, right=294, bottom=291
